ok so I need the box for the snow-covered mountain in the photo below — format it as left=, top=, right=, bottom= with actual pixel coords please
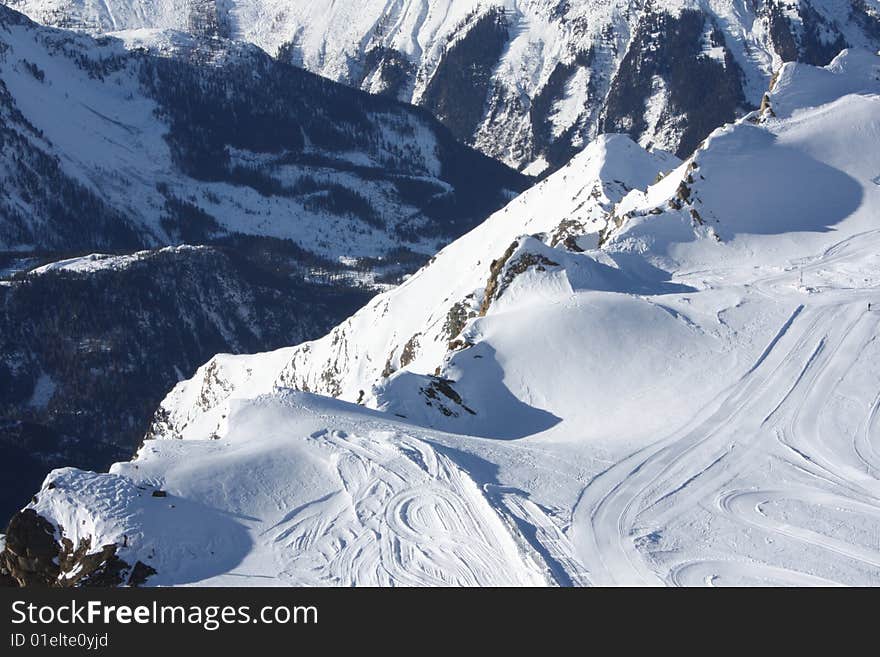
left=5, top=0, right=879, bottom=173
left=0, top=5, right=528, bottom=531
left=0, top=5, right=526, bottom=255
left=4, top=48, right=880, bottom=586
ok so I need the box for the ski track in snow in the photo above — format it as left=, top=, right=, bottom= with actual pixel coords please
left=261, top=429, right=546, bottom=586
left=571, top=236, right=880, bottom=586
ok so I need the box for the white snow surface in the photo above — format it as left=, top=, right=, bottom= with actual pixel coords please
left=27, top=50, right=880, bottom=586
left=37, top=393, right=547, bottom=586
left=28, top=245, right=207, bottom=275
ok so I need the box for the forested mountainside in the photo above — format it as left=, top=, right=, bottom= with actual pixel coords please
left=0, top=243, right=375, bottom=524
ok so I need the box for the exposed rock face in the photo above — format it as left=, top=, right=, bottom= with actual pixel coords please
left=0, top=508, right=154, bottom=587
left=480, top=240, right=520, bottom=317
left=420, top=377, right=476, bottom=418
left=443, top=300, right=476, bottom=343
left=400, top=334, right=421, bottom=368
left=494, top=252, right=560, bottom=302
left=1, top=509, right=58, bottom=586
left=476, top=237, right=561, bottom=313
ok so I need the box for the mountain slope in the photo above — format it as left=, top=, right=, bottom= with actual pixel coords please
left=0, top=5, right=527, bottom=528
left=6, top=0, right=880, bottom=172
left=0, top=5, right=527, bottom=255
left=4, top=49, right=880, bottom=587
left=147, top=133, right=683, bottom=443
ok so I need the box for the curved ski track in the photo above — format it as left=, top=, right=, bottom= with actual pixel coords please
left=572, top=233, right=880, bottom=586
left=262, top=429, right=546, bottom=586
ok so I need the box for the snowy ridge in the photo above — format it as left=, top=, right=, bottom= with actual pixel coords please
left=9, top=50, right=880, bottom=586
left=608, top=48, right=880, bottom=256
left=28, top=245, right=208, bottom=275
left=151, top=134, right=682, bottom=442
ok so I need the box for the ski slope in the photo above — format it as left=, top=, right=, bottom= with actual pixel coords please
left=35, top=394, right=547, bottom=586
left=574, top=277, right=880, bottom=586
left=13, top=49, right=880, bottom=586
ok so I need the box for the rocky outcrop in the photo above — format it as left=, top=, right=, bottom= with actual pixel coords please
left=0, top=509, right=58, bottom=586
left=549, top=219, right=589, bottom=251
left=495, top=252, right=560, bottom=300
left=443, top=300, right=477, bottom=343
left=479, top=240, right=520, bottom=317
left=479, top=240, right=560, bottom=315
left=420, top=377, right=476, bottom=418
left=400, top=334, right=421, bottom=368
left=0, top=509, right=156, bottom=587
